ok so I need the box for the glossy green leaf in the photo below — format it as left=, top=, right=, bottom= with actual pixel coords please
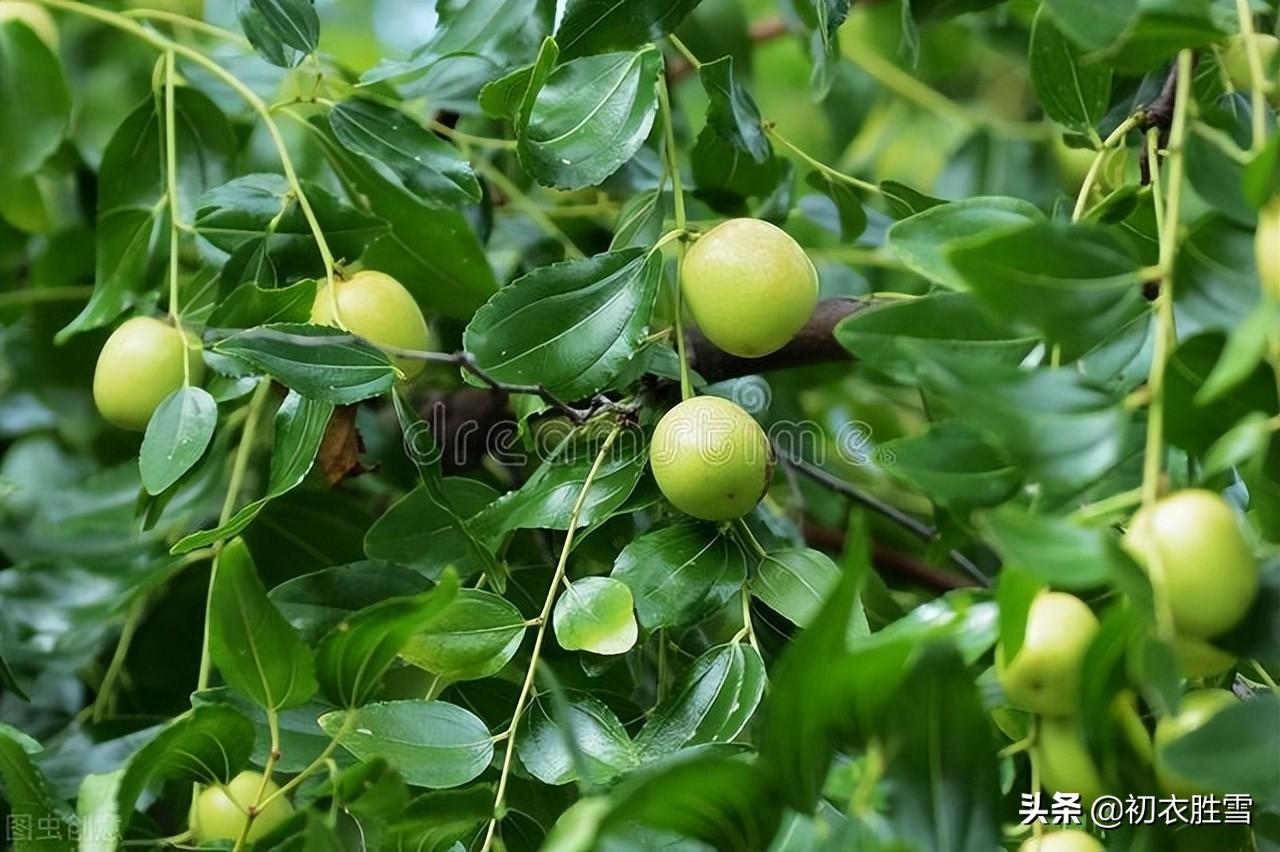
left=0, top=729, right=74, bottom=851
left=171, top=391, right=333, bottom=553
left=209, top=538, right=317, bottom=710
left=364, top=479, right=500, bottom=578
left=1195, top=300, right=1278, bottom=404
left=400, top=589, right=525, bottom=681
left=208, top=278, right=317, bottom=329
left=465, top=249, right=662, bottom=399
left=1174, top=215, right=1260, bottom=337
left=269, top=561, right=430, bottom=644
left=518, top=691, right=637, bottom=785
left=519, top=48, right=663, bottom=189
left=321, top=700, right=493, bottom=789
left=700, top=55, right=769, bottom=163
left=805, top=171, right=867, bottom=241
left=882, top=420, right=1022, bottom=509
left=244, top=0, right=319, bottom=56
left=612, top=523, right=747, bottom=630
left=1028, top=8, right=1112, bottom=134
left=478, top=36, right=558, bottom=126
left=751, top=547, right=841, bottom=627
left=975, top=505, right=1119, bottom=589
left=553, top=576, right=638, bottom=655
left=635, top=643, right=765, bottom=758
left=0, top=19, right=69, bottom=179
left=331, top=99, right=480, bottom=207
left=211, top=323, right=395, bottom=404
left=791, top=0, right=852, bottom=98
left=139, top=386, right=217, bottom=496
left=1161, top=695, right=1280, bottom=806
left=315, top=570, right=459, bottom=707
left=887, top=196, right=1044, bottom=290
left=557, top=0, right=704, bottom=59
left=609, top=187, right=667, bottom=250
left=193, top=688, right=342, bottom=774
left=948, top=221, right=1146, bottom=357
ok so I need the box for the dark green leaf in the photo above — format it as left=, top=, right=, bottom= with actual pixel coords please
left=0, top=729, right=74, bottom=851
left=804, top=171, right=867, bottom=241
left=139, top=386, right=217, bottom=496
left=609, top=188, right=667, bottom=250
left=238, top=0, right=319, bottom=66
left=400, top=589, right=525, bottom=681
left=887, top=196, right=1044, bottom=290
left=208, top=279, right=317, bottom=329
left=518, top=691, right=636, bottom=785
left=331, top=99, right=480, bottom=207
left=635, top=643, right=765, bottom=759
left=700, top=55, right=768, bottom=163
left=478, top=36, right=558, bottom=126
left=0, top=19, right=69, bottom=178
left=1174, top=215, right=1261, bottom=337
left=558, top=0, right=703, bottom=59
left=465, top=249, right=662, bottom=399
left=315, top=570, right=460, bottom=707
left=209, top=538, right=317, bottom=710
left=751, top=547, right=840, bottom=627
left=193, top=688, right=342, bottom=774
left=519, top=48, right=663, bottom=189
left=210, top=323, right=395, bottom=404
left=1029, top=9, right=1112, bottom=134
left=975, top=505, right=1119, bottom=589
left=321, top=700, right=493, bottom=789
left=364, top=479, right=500, bottom=578
left=612, top=523, right=747, bottom=630
left=270, top=561, right=430, bottom=644
left=882, top=420, right=1022, bottom=509
left=1161, top=695, right=1280, bottom=806
left=791, top=0, right=852, bottom=98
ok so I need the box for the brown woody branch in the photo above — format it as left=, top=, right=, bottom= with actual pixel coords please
left=802, top=521, right=975, bottom=591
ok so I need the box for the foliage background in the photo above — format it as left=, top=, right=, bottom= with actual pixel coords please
left=1, top=0, right=1279, bottom=850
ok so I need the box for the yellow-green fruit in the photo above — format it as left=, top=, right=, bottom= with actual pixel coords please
left=1222, top=33, right=1280, bottom=92
left=1155, top=689, right=1236, bottom=795
left=93, top=317, right=204, bottom=432
left=681, top=218, right=818, bottom=358
left=1173, top=636, right=1237, bottom=679
left=650, top=396, right=772, bottom=521
left=997, top=592, right=1099, bottom=715
left=1036, top=715, right=1106, bottom=805
left=1019, top=830, right=1105, bottom=852
left=311, top=271, right=432, bottom=379
left=1111, top=689, right=1154, bottom=765
left=1125, top=490, right=1258, bottom=639
left=193, top=770, right=293, bottom=843
left=1257, top=196, right=1280, bottom=301
left=0, top=1, right=59, bottom=49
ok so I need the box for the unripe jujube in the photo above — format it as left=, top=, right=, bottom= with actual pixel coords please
left=311, top=270, right=432, bottom=378
left=93, top=317, right=204, bottom=432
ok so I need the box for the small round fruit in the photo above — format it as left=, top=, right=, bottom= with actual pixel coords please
left=1036, top=715, right=1106, bottom=805
left=1125, top=490, right=1258, bottom=639
left=193, top=770, right=293, bottom=843
left=681, top=218, right=818, bottom=358
left=1155, top=688, right=1236, bottom=796
left=1018, top=830, right=1105, bottom=852
left=650, top=396, right=772, bottom=521
left=1172, top=636, right=1237, bottom=679
left=311, top=271, right=432, bottom=378
left=0, top=1, right=58, bottom=49
left=1221, top=33, right=1280, bottom=92
left=997, top=591, right=1099, bottom=715
left=93, top=317, right=205, bottom=432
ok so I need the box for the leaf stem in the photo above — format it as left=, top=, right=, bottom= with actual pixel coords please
left=766, top=123, right=880, bottom=194
left=1072, top=114, right=1141, bottom=222
left=428, top=119, right=517, bottom=150
left=33, top=0, right=342, bottom=326
left=232, top=709, right=281, bottom=852
left=162, top=50, right=192, bottom=386
left=666, top=33, right=702, bottom=70
left=197, top=378, right=272, bottom=691
left=91, top=595, right=148, bottom=723
left=0, top=286, right=94, bottom=308
left=657, top=76, right=694, bottom=402
left=1235, top=0, right=1269, bottom=153
left=120, top=8, right=250, bottom=46
left=480, top=425, right=624, bottom=852
left=256, top=711, right=353, bottom=811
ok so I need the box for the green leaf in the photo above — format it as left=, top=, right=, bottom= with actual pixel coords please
left=612, top=523, right=747, bottom=630
left=804, top=171, right=867, bottom=241
left=518, top=48, right=663, bottom=189
left=307, top=116, right=497, bottom=320
left=139, top=387, right=217, bottom=496
left=919, top=360, right=1130, bottom=492
left=320, top=700, right=493, bottom=789
left=478, top=37, right=559, bottom=126
left=193, top=688, right=342, bottom=774
left=211, top=323, right=396, bottom=404
left=379, top=785, right=492, bottom=851
left=76, top=770, right=123, bottom=852
left=364, top=478, right=500, bottom=578
left=469, top=431, right=647, bottom=538
left=0, top=19, right=69, bottom=178
left=553, top=576, right=638, bottom=655
left=269, top=562, right=430, bottom=644
left=59, top=89, right=235, bottom=342
left=1174, top=215, right=1261, bottom=337
left=209, top=538, right=317, bottom=710
left=1161, top=694, right=1280, bottom=807
left=238, top=0, right=319, bottom=67
left=194, top=173, right=386, bottom=269
left=171, top=391, right=333, bottom=554
left=882, top=420, right=1021, bottom=509
left=1202, top=412, right=1274, bottom=480
left=635, top=643, right=765, bottom=759
left=400, top=589, right=526, bottom=681
left=691, top=126, right=787, bottom=210
left=0, top=654, right=29, bottom=701
left=699, top=55, right=769, bottom=163
left=975, top=505, right=1118, bottom=590
left=557, top=0, right=704, bottom=59
left=1195, top=299, right=1278, bottom=404
left=887, top=196, right=1044, bottom=290
left=835, top=292, right=1039, bottom=384
left=751, top=547, right=841, bottom=628
left=878, top=646, right=1002, bottom=852
left=0, top=729, right=74, bottom=851
left=1028, top=8, right=1112, bottom=134
left=518, top=691, right=637, bottom=785
left=609, top=188, right=667, bottom=250
left=791, top=0, right=852, bottom=98
left=1164, top=333, right=1278, bottom=455
left=331, top=99, right=480, bottom=207
left=208, top=278, right=317, bottom=329
left=465, top=249, right=662, bottom=399
left=948, top=221, right=1146, bottom=358
left=880, top=179, right=946, bottom=219
left=388, top=393, right=504, bottom=590
left=1045, top=0, right=1224, bottom=70
left=315, top=570, right=460, bottom=707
